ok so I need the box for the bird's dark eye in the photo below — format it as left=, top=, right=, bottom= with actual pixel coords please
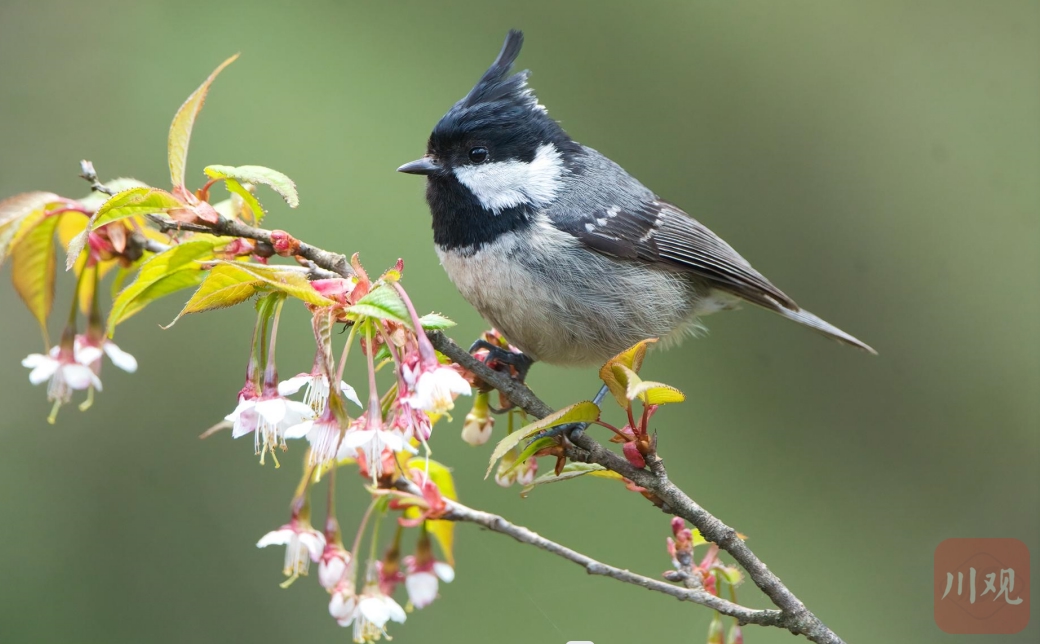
left=468, top=147, right=489, bottom=164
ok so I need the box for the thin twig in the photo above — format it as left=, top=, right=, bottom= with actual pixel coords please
left=78, top=160, right=115, bottom=196
left=443, top=497, right=784, bottom=627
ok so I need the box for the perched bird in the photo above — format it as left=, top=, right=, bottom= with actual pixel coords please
left=399, top=30, right=875, bottom=367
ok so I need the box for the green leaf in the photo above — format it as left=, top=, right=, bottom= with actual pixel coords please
left=417, top=312, right=456, bottom=330
left=169, top=263, right=263, bottom=324
left=168, top=54, right=239, bottom=188
left=599, top=338, right=657, bottom=408
left=501, top=437, right=555, bottom=476
left=627, top=378, right=685, bottom=405
left=11, top=213, right=60, bottom=335
left=0, top=192, right=61, bottom=268
left=223, top=178, right=265, bottom=223
left=486, top=401, right=601, bottom=479
left=106, top=240, right=217, bottom=335
left=67, top=188, right=184, bottom=269
left=519, top=462, right=625, bottom=497
left=406, top=457, right=458, bottom=565
left=204, top=164, right=299, bottom=208
left=346, top=285, right=410, bottom=326
left=78, top=178, right=149, bottom=211
left=204, top=261, right=335, bottom=306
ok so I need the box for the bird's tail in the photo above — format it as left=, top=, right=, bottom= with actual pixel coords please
left=774, top=306, right=877, bottom=354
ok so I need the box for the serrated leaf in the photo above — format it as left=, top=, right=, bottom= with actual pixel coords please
left=11, top=213, right=59, bottom=335
left=627, top=379, right=685, bottom=405
left=67, top=188, right=184, bottom=269
left=417, top=312, right=455, bottom=330
left=501, top=437, right=555, bottom=476
left=600, top=338, right=658, bottom=407
left=169, top=54, right=239, bottom=188
left=406, top=457, right=458, bottom=565
left=223, top=178, right=265, bottom=223
left=519, top=462, right=625, bottom=497
left=106, top=240, right=217, bottom=335
left=169, top=263, right=263, bottom=324
left=486, top=401, right=600, bottom=479
left=0, top=192, right=61, bottom=268
left=204, top=164, right=299, bottom=208
left=204, top=261, right=335, bottom=306
left=78, top=178, right=149, bottom=211
left=346, top=285, right=410, bottom=326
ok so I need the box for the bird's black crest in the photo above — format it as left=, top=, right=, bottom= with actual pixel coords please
left=430, top=30, right=576, bottom=159
left=460, top=29, right=532, bottom=109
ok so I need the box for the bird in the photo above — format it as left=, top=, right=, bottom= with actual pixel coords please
left=398, top=29, right=875, bottom=369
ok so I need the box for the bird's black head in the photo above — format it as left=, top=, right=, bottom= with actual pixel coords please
left=398, top=30, right=583, bottom=251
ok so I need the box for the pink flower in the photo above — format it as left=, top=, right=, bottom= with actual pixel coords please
left=226, top=392, right=315, bottom=462
left=403, top=363, right=471, bottom=415
left=74, top=334, right=137, bottom=374
left=337, top=415, right=416, bottom=478
left=278, top=371, right=360, bottom=414
left=404, top=558, right=454, bottom=610
left=318, top=542, right=353, bottom=592
left=256, top=517, right=326, bottom=583
left=461, top=392, right=494, bottom=445
left=23, top=344, right=102, bottom=420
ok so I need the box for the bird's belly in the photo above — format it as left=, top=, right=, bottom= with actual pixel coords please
left=436, top=228, right=704, bottom=366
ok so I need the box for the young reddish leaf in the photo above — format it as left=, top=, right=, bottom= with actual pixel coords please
left=599, top=338, right=658, bottom=407
left=0, top=191, right=61, bottom=267
left=405, top=457, right=458, bottom=565
left=346, top=285, right=411, bottom=327
left=203, top=261, right=336, bottom=307
left=168, top=54, right=239, bottom=189
left=204, top=165, right=299, bottom=208
left=486, top=401, right=600, bottom=479
left=11, top=213, right=60, bottom=336
left=107, top=240, right=217, bottom=335
left=168, top=263, right=263, bottom=324
left=67, top=188, right=184, bottom=268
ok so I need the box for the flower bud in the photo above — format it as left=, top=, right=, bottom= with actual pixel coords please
left=461, top=391, right=494, bottom=445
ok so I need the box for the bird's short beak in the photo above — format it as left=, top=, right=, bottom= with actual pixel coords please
left=396, top=156, right=440, bottom=176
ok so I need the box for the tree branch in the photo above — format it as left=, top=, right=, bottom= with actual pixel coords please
left=139, top=207, right=845, bottom=644
left=442, top=496, right=784, bottom=627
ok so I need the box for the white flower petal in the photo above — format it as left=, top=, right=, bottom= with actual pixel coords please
left=329, top=592, right=357, bottom=623
left=254, top=398, right=286, bottom=424
left=75, top=345, right=103, bottom=366
left=357, top=597, right=391, bottom=628
left=103, top=342, right=137, bottom=373
left=433, top=562, right=455, bottom=583
left=340, top=429, right=374, bottom=450
left=26, top=358, right=59, bottom=385
left=284, top=420, right=313, bottom=440
left=282, top=400, right=317, bottom=424
left=22, top=353, right=50, bottom=368
left=339, top=381, right=362, bottom=407
left=298, top=532, right=327, bottom=560
left=405, top=572, right=439, bottom=609
left=277, top=375, right=310, bottom=396
left=61, top=363, right=97, bottom=390
left=319, top=557, right=348, bottom=591
left=256, top=528, right=293, bottom=548
left=385, top=596, right=407, bottom=623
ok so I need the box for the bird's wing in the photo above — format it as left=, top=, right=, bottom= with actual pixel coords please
left=553, top=199, right=798, bottom=311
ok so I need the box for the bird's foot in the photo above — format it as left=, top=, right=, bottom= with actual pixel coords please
left=468, top=334, right=535, bottom=413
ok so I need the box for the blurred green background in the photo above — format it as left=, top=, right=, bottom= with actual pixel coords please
left=0, top=1, right=1036, bottom=642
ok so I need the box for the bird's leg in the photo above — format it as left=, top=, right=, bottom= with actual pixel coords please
left=468, top=339, right=536, bottom=383
left=530, top=384, right=610, bottom=441
left=468, top=338, right=536, bottom=413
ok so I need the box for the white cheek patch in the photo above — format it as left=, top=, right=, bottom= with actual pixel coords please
left=453, top=143, right=564, bottom=214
